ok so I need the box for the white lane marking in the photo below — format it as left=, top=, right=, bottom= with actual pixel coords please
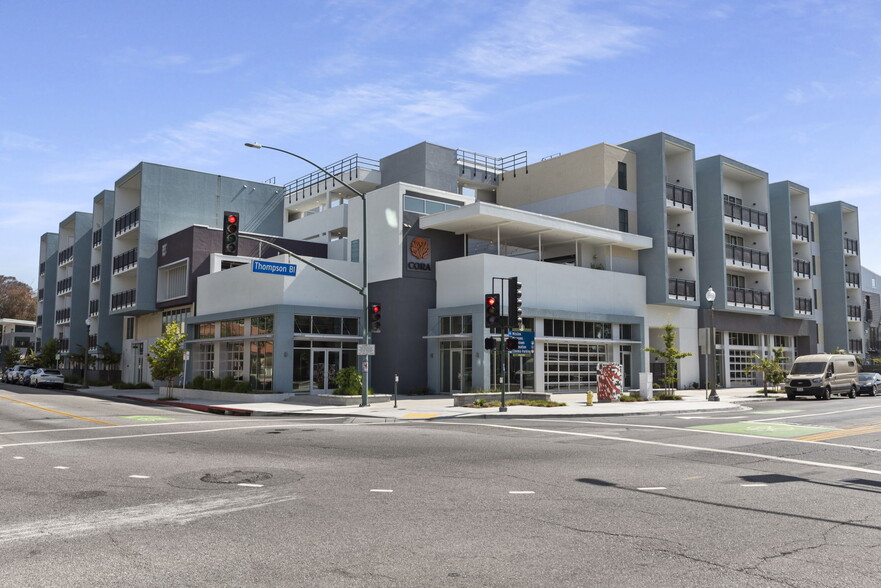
left=522, top=418, right=881, bottom=452
left=741, top=483, right=768, bottom=487
left=638, top=487, right=667, bottom=491
left=238, top=483, right=264, bottom=488
left=13, top=456, right=24, bottom=460
left=0, top=422, right=363, bottom=450
left=452, top=421, right=881, bottom=477
left=129, top=475, right=151, bottom=479
left=53, top=466, right=69, bottom=470
left=0, top=491, right=300, bottom=544
left=509, top=490, right=534, bottom=494
left=370, top=489, right=393, bottom=493
left=750, top=404, right=881, bottom=422
left=0, top=416, right=346, bottom=437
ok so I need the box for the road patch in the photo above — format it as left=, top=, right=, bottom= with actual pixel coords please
left=689, top=421, right=837, bottom=438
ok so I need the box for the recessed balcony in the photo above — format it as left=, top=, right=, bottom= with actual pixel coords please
left=728, top=286, right=771, bottom=310
left=666, top=183, right=693, bottom=211
left=726, top=244, right=769, bottom=271
left=724, top=201, right=767, bottom=232
left=668, top=278, right=696, bottom=301
left=667, top=230, right=694, bottom=256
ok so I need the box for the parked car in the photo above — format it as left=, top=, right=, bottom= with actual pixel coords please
left=855, top=372, right=881, bottom=396
left=30, top=368, right=65, bottom=389
left=4, top=365, right=31, bottom=384
left=784, top=353, right=860, bottom=400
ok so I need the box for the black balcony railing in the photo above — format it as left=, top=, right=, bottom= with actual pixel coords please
left=58, top=245, right=74, bottom=266
left=37, top=288, right=44, bottom=302
left=39, top=261, right=46, bottom=276
left=666, top=183, right=693, bottom=209
left=849, top=339, right=864, bottom=353
left=724, top=201, right=768, bottom=230
left=728, top=286, right=771, bottom=308
left=111, top=289, right=137, bottom=311
left=795, top=297, right=812, bottom=313
left=284, top=155, right=381, bottom=201
left=91, top=264, right=100, bottom=282
left=725, top=244, right=769, bottom=269
left=88, top=334, right=98, bottom=350
left=666, top=230, right=695, bottom=254
left=791, top=221, right=809, bottom=240
left=89, top=299, right=100, bottom=316
left=793, top=258, right=811, bottom=277
left=56, top=276, right=73, bottom=295
left=36, top=315, right=42, bottom=326
left=848, top=305, right=862, bottom=320
left=845, top=271, right=860, bottom=287
left=844, top=237, right=859, bottom=255
left=55, top=307, right=71, bottom=324
left=112, top=247, right=138, bottom=274
left=57, top=338, right=69, bottom=353
left=114, top=206, right=140, bottom=236
left=668, top=278, right=696, bottom=300
left=92, top=230, right=103, bottom=248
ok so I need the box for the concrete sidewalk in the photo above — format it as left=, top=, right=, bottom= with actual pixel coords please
left=82, top=385, right=782, bottom=420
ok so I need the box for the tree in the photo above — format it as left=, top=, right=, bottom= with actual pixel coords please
left=147, top=322, right=187, bottom=399
left=3, top=347, right=22, bottom=368
left=0, top=276, right=36, bottom=320
left=38, top=338, right=59, bottom=369
left=645, top=323, right=692, bottom=392
left=746, top=347, right=786, bottom=397
left=99, top=341, right=120, bottom=370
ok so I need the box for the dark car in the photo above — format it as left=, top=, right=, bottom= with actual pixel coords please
left=855, top=373, right=881, bottom=396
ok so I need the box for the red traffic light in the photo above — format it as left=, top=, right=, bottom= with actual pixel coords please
left=227, top=214, right=237, bottom=224
left=371, top=304, right=381, bottom=314
left=486, top=295, right=497, bottom=306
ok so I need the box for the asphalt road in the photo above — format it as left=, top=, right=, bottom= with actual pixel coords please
left=2, top=384, right=881, bottom=587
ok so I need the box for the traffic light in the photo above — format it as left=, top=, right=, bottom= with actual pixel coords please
left=485, top=293, right=501, bottom=329
left=508, top=276, right=522, bottom=327
left=505, top=337, right=518, bottom=351
left=223, top=211, right=240, bottom=255
left=369, top=303, right=381, bottom=333
left=484, top=337, right=495, bottom=351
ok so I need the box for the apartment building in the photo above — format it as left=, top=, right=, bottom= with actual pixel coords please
left=36, top=133, right=867, bottom=396
left=36, top=232, right=58, bottom=350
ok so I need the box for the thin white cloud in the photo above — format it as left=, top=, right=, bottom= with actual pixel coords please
left=106, top=48, right=246, bottom=74
left=456, top=0, right=647, bottom=78
left=195, top=54, right=249, bottom=74
left=1, top=131, right=54, bottom=153
left=785, top=81, right=832, bottom=104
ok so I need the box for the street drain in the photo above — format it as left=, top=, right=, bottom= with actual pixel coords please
left=201, top=470, right=273, bottom=485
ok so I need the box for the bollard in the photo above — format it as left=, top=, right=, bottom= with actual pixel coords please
left=586, top=391, right=593, bottom=406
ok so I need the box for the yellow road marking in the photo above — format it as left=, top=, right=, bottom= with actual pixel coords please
left=0, top=396, right=117, bottom=426
left=403, top=414, right=439, bottom=419
left=796, top=422, right=881, bottom=442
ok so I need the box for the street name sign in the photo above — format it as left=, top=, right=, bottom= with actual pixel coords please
left=252, top=260, right=297, bottom=276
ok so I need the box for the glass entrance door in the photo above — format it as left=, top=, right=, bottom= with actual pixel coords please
left=312, top=349, right=341, bottom=393
left=442, top=348, right=464, bottom=393
left=131, top=342, right=144, bottom=384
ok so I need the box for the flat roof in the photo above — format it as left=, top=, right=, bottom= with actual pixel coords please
left=419, top=201, right=653, bottom=251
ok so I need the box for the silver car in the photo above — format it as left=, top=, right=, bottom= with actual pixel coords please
left=30, top=368, right=65, bottom=389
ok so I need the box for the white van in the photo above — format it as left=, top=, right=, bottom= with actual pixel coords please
left=784, top=354, right=860, bottom=400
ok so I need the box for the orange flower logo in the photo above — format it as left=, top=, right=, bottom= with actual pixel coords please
left=409, top=237, right=430, bottom=260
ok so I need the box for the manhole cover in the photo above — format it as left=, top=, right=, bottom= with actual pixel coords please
left=201, top=470, right=273, bottom=485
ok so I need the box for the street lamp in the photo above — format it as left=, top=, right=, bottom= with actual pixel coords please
left=245, top=142, right=371, bottom=406
left=705, top=287, right=719, bottom=401
left=83, top=317, right=92, bottom=389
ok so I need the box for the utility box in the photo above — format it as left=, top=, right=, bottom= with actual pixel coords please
left=639, top=372, right=653, bottom=400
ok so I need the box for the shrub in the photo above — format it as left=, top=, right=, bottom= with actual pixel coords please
left=111, top=382, right=154, bottom=390
left=220, top=376, right=236, bottom=391
left=234, top=382, right=252, bottom=393
left=333, top=366, right=362, bottom=396
left=655, top=393, right=683, bottom=401
left=192, top=375, right=205, bottom=389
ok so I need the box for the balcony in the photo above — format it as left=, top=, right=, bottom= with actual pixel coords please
left=726, top=244, right=769, bottom=270
left=844, top=237, right=859, bottom=255
left=728, top=286, right=771, bottom=309
left=39, top=261, right=45, bottom=276
left=849, top=339, right=864, bottom=354
left=848, top=305, right=862, bottom=321
left=791, top=221, right=810, bottom=241
left=88, top=334, right=98, bottom=351
left=92, top=231, right=103, bottom=248
left=56, top=276, right=73, bottom=296
left=845, top=271, right=860, bottom=288
left=114, top=206, right=140, bottom=237
left=58, top=245, right=74, bottom=266
left=111, top=289, right=137, bottom=311
left=794, top=296, right=812, bottom=315
left=284, top=155, right=381, bottom=204
left=57, top=338, right=69, bottom=353
left=38, top=288, right=44, bottom=302
left=668, top=278, right=696, bottom=301
left=666, top=183, right=693, bottom=210
left=89, top=299, right=100, bottom=316
left=793, top=258, right=811, bottom=278
left=55, top=307, right=71, bottom=325
left=724, top=201, right=768, bottom=231
left=666, top=230, right=695, bottom=255
left=112, top=247, right=138, bottom=275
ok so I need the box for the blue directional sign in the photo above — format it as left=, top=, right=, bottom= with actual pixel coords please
left=507, top=330, right=535, bottom=355
left=251, top=260, right=297, bottom=276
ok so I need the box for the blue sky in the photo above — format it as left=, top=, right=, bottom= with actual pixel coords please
left=3, top=0, right=881, bottom=290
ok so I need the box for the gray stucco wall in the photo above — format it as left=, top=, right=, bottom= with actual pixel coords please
left=380, top=143, right=460, bottom=194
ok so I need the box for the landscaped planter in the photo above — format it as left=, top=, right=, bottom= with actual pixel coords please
left=453, top=392, right=552, bottom=407
left=160, top=387, right=292, bottom=403
left=316, top=394, right=393, bottom=406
